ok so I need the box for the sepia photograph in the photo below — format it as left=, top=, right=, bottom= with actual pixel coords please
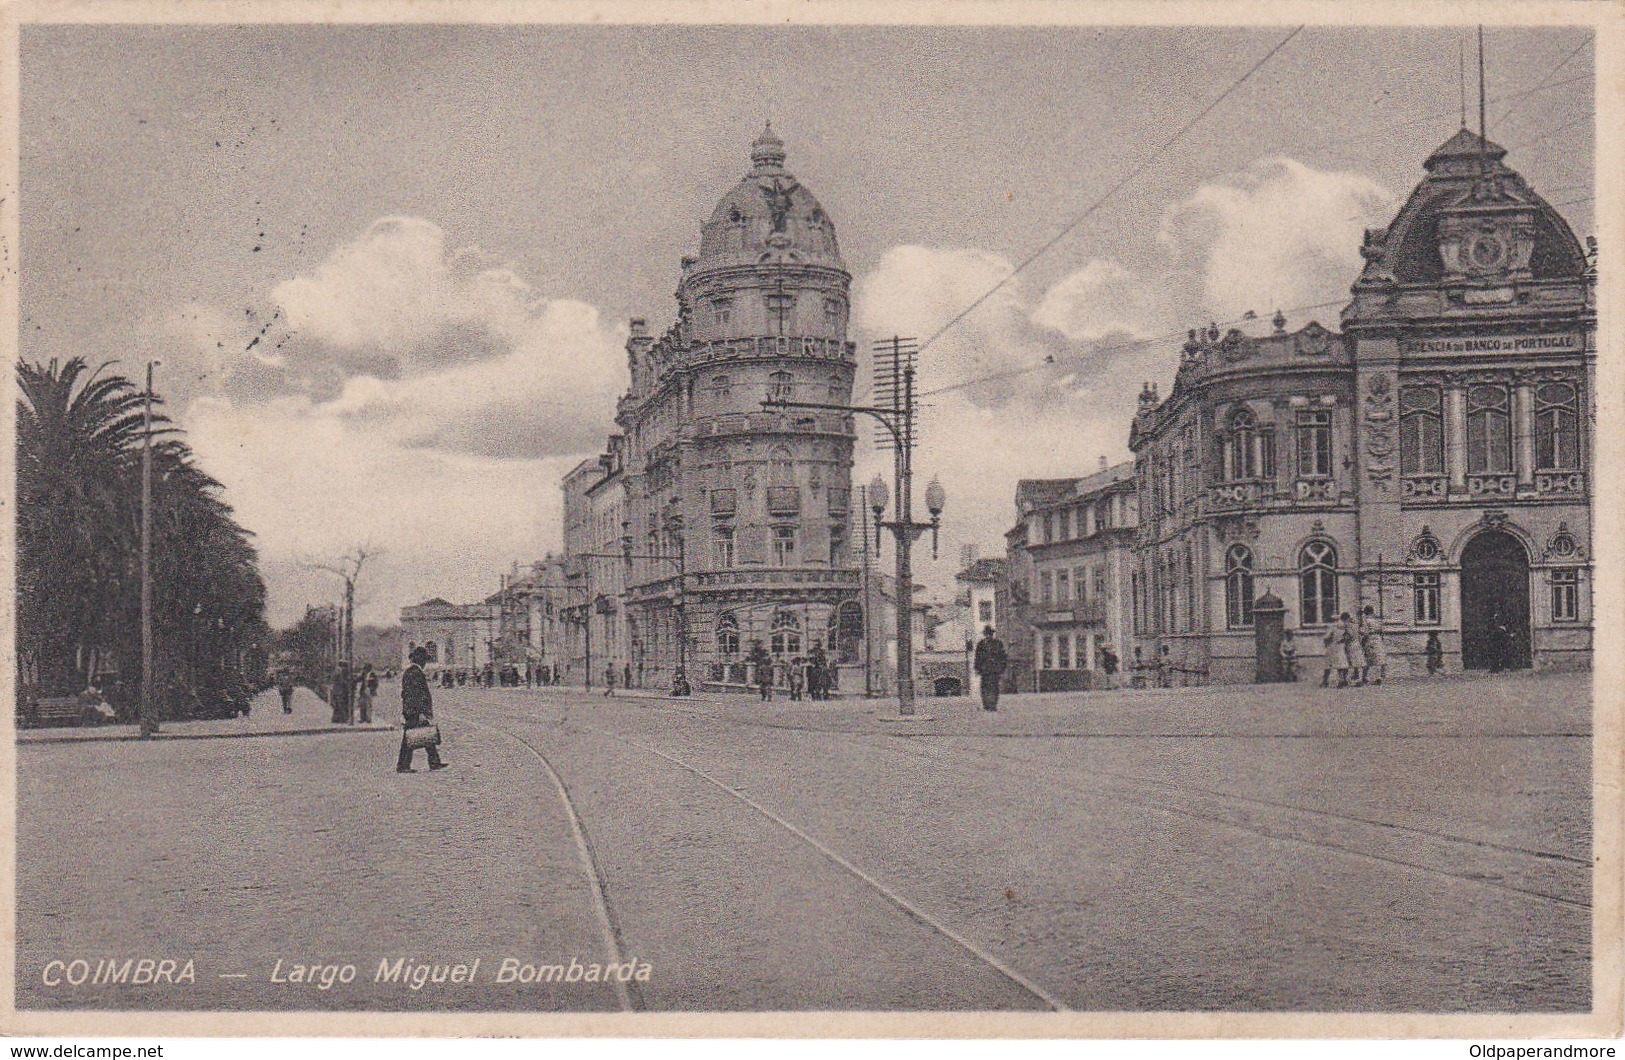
left=6, top=1, right=1618, bottom=1038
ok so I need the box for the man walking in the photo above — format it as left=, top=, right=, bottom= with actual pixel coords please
left=397, top=646, right=446, bottom=773
left=972, top=626, right=1008, bottom=712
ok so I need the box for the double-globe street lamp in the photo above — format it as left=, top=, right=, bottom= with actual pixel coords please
left=762, top=389, right=946, bottom=717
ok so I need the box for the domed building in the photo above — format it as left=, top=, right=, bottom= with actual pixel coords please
left=602, top=126, right=863, bottom=691
left=1130, top=128, right=1594, bottom=681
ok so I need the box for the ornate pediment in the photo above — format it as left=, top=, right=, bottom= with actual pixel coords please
left=1293, top=322, right=1336, bottom=358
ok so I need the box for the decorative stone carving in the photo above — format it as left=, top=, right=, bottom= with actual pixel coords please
left=1214, top=515, right=1261, bottom=543
left=1363, top=371, right=1396, bottom=491
left=1481, top=509, right=1509, bottom=530
left=1294, top=322, right=1336, bottom=358
left=1544, top=523, right=1584, bottom=560
left=1217, top=328, right=1256, bottom=363
left=1409, top=527, right=1443, bottom=562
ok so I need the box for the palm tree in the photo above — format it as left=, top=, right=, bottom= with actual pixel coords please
left=17, top=357, right=269, bottom=715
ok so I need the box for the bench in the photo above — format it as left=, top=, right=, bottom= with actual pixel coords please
left=24, top=696, right=84, bottom=728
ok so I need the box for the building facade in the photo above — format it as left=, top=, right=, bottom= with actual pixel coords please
left=1003, top=463, right=1139, bottom=691
left=1129, top=129, right=1594, bottom=682
left=400, top=597, right=499, bottom=676
left=592, top=126, right=863, bottom=692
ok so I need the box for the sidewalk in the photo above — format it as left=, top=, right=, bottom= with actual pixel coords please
left=16, top=686, right=395, bottom=745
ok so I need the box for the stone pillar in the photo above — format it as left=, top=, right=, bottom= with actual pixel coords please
left=1514, top=376, right=1536, bottom=487
left=1446, top=380, right=1468, bottom=492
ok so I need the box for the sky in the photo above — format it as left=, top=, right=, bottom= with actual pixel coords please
left=20, top=22, right=1596, bottom=626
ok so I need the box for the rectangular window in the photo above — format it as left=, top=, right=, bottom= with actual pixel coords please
left=829, top=526, right=845, bottom=567
left=1466, top=385, right=1512, bottom=474
left=1093, top=567, right=1108, bottom=603
left=711, top=298, right=733, bottom=326
left=1535, top=382, right=1580, bottom=471
left=1552, top=569, right=1579, bottom=622
left=713, top=528, right=735, bottom=569
left=1040, top=634, right=1053, bottom=670
left=772, top=526, right=796, bottom=566
left=1040, top=570, right=1054, bottom=606
left=1413, top=572, right=1440, bottom=625
left=1057, top=633, right=1072, bottom=670
left=1073, top=566, right=1089, bottom=605
left=1296, top=409, right=1333, bottom=477
left=978, top=600, right=993, bottom=623
left=1056, top=569, right=1070, bottom=605
left=1400, top=386, right=1445, bottom=475
left=1260, top=430, right=1276, bottom=480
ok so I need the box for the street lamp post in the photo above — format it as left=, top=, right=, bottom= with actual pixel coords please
left=762, top=374, right=945, bottom=718
left=139, top=359, right=161, bottom=738
left=610, top=541, right=688, bottom=688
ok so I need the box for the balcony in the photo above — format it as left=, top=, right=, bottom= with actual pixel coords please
left=710, top=489, right=737, bottom=516
left=766, top=486, right=801, bottom=515
left=690, top=568, right=859, bottom=591
left=1467, top=474, right=1517, bottom=498
left=1293, top=479, right=1335, bottom=503
left=1037, top=601, right=1107, bottom=626
left=1401, top=475, right=1447, bottom=501
left=1210, top=481, right=1263, bottom=511
left=1535, top=471, right=1585, bottom=497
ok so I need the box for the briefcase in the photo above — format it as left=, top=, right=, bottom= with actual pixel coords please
left=403, top=724, right=441, bottom=750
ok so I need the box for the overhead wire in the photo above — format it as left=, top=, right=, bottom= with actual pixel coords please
left=911, top=26, right=1305, bottom=362
left=907, top=32, right=1593, bottom=405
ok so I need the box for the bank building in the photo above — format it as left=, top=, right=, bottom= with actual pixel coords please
left=560, top=126, right=864, bottom=691
left=1129, top=128, right=1594, bottom=682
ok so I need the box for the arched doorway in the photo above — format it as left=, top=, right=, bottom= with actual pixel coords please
left=1460, top=529, right=1531, bottom=671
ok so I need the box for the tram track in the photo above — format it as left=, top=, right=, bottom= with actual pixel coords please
left=450, top=703, right=1065, bottom=1011
left=538, top=696, right=1589, bottom=912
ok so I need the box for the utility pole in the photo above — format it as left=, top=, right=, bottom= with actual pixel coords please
left=139, top=360, right=160, bottom=738
left=763, top=336, right=945, bottom=718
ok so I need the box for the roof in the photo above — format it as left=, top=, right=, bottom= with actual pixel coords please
left=694, top=127, right=843, bottom=270
left=956, top=557, right=1007, bottom=583
left=1365, top=127, right=1586, bottom=287
left=1014, top=461, right=1135, bottom=513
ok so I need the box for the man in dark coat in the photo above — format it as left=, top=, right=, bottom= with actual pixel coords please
left=397, top=646, right=446, bottom=773
left=972, top=626, right=1008, bottom=711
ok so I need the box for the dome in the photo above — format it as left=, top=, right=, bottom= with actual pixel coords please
left=694, top=125, right=844, bottom=269
left=1363, top=128, right=1586, bottom=286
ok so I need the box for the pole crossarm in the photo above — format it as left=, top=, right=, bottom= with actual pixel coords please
left=761, top=397, right=904, bottom=450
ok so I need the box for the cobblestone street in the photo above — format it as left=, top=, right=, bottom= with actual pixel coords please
left=17, top=673, right=1591, bottom=1012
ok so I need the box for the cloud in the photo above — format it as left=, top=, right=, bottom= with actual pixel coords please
left=849, top=246, right=1159, bottom=602
left=1031, top=259, right=1161, bottom=344
left=1159, top=156, right=1394, bottom=321
left=185, top=393, right=582, bottom=626
left=166, top=216, right=635, bottom=625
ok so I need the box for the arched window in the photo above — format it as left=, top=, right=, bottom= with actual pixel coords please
left=711, top=374, right=732, bottom=400
left=1467, top=384, right=1512, bottom=474
left=770, top=610, right=802, bottom=657
left=1399, top=385, right=1444, bottom=475
left=1299, top=541, right=1338, bottom=626
left=716, top=612, right=740, bottom=657
left=768, top=371, right=795, bottom=401
left=1535, top=382, right=1579, bottom=470
left=1226, top=545, right=1255, bottom=628
left=1228, top=409, right=1257, bottom=480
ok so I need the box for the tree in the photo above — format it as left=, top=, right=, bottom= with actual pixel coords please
left=16, top=357, right=269, bottom=716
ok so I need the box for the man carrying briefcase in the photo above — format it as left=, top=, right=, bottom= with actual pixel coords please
left=397, top=646, right=447, bottom=773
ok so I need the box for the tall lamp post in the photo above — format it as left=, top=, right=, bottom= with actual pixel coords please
left=763, top=378, right=946, bottom=718
left=139, top=359, right=161, bottom=738
left=605, top=542, right=687, bottom=685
